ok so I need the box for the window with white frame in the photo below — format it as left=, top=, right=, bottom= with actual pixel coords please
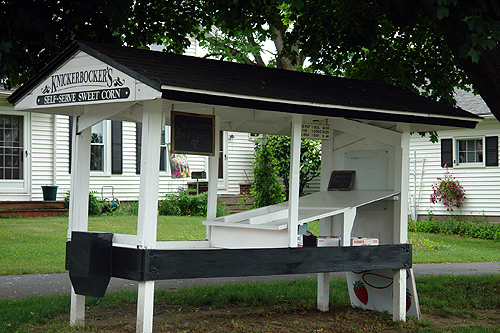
left=441, top=136, right=498, bottom=168
left=457, top=138, right=483, bottom=165
left=159, top=126, right=170, bottom=173
left=69, top=118, right=122, bottom=174
left=90, top=122, right=105, bottom=171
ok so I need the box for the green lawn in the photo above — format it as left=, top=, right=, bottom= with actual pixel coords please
left=0, top=215, right=205, bottom=275
left=1, top=215, right=499, bottom=275
left=2, top=215, right=500, bottom=332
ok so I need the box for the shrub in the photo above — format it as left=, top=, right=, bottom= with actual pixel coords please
left=158, top=193, right=182, bottom=216
left=63, top=190, right=103, bottom=215
left=251, top=139, right=285, bottom=208
left=116, top=201, right=138, bottom=216
left=158, top=191, right=229, bottom=217
left=410, top=214, right=500, bottom=241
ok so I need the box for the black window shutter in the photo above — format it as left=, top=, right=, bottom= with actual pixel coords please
left=441, top=138, right=453, bottom=168
left=136, top=122, right=142, bottom=174
left=111, top=120, right=123, bottom=174
left=486, top=136, right=498, bottom=166
left=69, top=116, right=73, bottom=173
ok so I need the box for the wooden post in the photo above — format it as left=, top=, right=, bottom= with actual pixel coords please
left=68, top=106, right=91, bottom=326
left=288, top=114, right=302, bottom=247
left=317, top=131, right=333, bottom=311
left=206, top=115, right=220, bottom=242
left=393, top=124, right=409, bottom=322
left=136, top=99, right=162, bottom=333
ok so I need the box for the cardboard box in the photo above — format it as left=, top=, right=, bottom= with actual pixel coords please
left=317, top=236, right=340, bottom=247
left=350, top=237, right=379, bottom=246
left=297, top=234, right=303, bottom=247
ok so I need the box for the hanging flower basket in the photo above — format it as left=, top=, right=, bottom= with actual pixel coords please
left=430, top=172, right=465, bottom=211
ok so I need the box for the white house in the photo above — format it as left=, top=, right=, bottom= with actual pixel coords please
left=0, top=88, right=260, bottom=202
left=409, top=90, right=500, bottom=222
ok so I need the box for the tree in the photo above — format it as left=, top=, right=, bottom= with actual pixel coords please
left=4, top=1, right=500, bottom=121
left=0, top=0, right=203, bottom=88
left=250, top=136, right=321, bottom=204
left=291, top=0, right=500, bottom=115
left=264, top=136, right=322, bottom=198
left=198, top=0, right=500, bottom=120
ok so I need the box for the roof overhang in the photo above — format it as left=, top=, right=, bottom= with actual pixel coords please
left=7, top=40, right=481, bottom=135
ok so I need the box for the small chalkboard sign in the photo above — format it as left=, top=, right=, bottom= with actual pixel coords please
left=171, top=112, right=215, bottom=156
left=328, top=170, right=355, bottom=191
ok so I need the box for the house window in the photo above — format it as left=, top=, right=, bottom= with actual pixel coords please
left=159, top=126, right=170, bottom=172
left=457, top=138, right=483, bottom=165
left=91, top=122, right=105, bottom=171
left=69, top=118, right=122, bottom=174
left=441, top=136, right=498, bottom=168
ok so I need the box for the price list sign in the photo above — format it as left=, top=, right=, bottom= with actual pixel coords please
left=301, top=123, right=331, bottom=140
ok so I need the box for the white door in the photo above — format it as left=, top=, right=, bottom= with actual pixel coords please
left=0, top=112, right=29, bottom=193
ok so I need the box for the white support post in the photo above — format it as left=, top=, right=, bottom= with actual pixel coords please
left=342, top=208, right=356, bottom=246
left=136, top=99, right=163, bottom=333
left=317, top=272, right=330, bottom=312
left=393, top=124, right=410, bottom=322
left=70, top=286, right=86, bottom=326
left=68, top=106, right=91, bottom=326
left=288, top=114, right=302, bottom=247
left=317, top=130, right=333, bottom=311
left=137, top=280, right=155, bottom=333
left=206, top=115, right=220, bottom=242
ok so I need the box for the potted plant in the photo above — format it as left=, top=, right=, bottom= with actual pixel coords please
left=430, top=171, right=465, bottom=211
left=41, top=185, right=58, bottom=201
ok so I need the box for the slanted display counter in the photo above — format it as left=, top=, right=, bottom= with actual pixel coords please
left=204, top=190, right=399, bottom=248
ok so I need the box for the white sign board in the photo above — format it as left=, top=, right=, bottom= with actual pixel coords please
left=36, top=65, right=132, bottom=106
left=301, top=123, right=330, bottom=140
left=14, top=50, right=161, bottom=111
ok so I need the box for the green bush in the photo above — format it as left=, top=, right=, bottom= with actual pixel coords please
left=158, top=191, right=229, bottom=217
left=409, top=213, right=500, bottom=241
left=251, top=139, right=285, bottom=208
left=63, top=190, right=103, bottom=215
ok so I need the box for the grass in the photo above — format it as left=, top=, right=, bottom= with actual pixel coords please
left=2, top=215, right=500, bottom=331
left=2, top=274, right=500, bottom=332
left=411, top=232, right=500, bottom=263
left=0, top=215, right=205, bottom=276
left=1, top=215, right=500, bottom=275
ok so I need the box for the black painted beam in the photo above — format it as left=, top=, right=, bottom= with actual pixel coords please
left=111, top=244, right=412, bottom=281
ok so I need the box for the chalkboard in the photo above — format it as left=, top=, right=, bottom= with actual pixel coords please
left=171, top=112, right=215, bottom=156
left=328, top=171, right=355, bottom=191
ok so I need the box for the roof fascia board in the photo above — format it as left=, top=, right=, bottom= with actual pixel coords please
left=162, top=87, right=480, bottom=129
left=161, top=85, right=481, bottom=124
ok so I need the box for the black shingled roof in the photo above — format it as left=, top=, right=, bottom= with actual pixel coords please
left=8, top=40, right=480, bottom=129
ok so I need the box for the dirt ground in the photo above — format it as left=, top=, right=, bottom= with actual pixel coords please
left=33, top=302, right=500, bottom=332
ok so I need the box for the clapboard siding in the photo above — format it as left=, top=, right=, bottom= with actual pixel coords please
left=54, top=115, right=71, bottom=199
left=29, top=115, right=322, bottom=202
left=226, top=132, right=255, bottom=194
left=409, top=118, right=500, bottom=218
left=31, top=113, right=55, bottom=200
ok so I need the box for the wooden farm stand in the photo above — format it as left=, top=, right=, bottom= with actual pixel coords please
left=8, top=41, right=481, bottom=333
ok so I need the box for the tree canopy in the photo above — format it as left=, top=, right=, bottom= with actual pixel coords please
left=3, top=0, right=500, bottom=120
